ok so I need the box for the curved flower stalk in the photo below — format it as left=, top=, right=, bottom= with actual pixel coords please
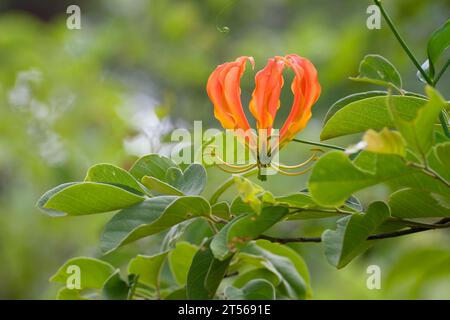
left=206, top=54, right=321, bottom=179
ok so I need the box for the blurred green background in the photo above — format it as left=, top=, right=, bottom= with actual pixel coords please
left=0, top=0, right=449, bottom=299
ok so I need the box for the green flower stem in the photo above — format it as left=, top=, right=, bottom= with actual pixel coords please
left=209, top=168, right=258, bottom=204
left=374, top=0, right=450, bottom=137
left=292, top=138, right=345, bottom=151
left=209, top=140, right=343, bottom=203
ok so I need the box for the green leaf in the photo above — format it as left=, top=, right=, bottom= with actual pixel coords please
left=210, top=206, right=289, bottom=260
left=166, top=164, right=207, bottom=195
left=322, top=201, right=390, bottom=269
left=345, top=195, right=364, bottom=211
left=255, top=240, right=311, bottom=297
left=36, top=182, right=78, bottom=217
left=224, top=279, right=276, bottom=300
left=39, top=182, right=145, bottom=216
left=129, top=154, right=177, bottom=181
left=141, top=176, right=184, bottom=196
left=309, top=151, right=377, bottom=207
left=320, top=95, right=426, bottom=140
left=427, top=19, right=450, bottom=78
left=232, top=268, right=281, bottom=289
left=308, top=151, right=448, bottom=207
left=363, top=128, right=406, bottom=157
left=102, top=270, right=130, bottom=300
left=275, top=193, right=356, bottom=220
left=434, top=142, right=450, bottom=177
left=128, top=252, right=168, bottom=288
left=186, top=239, right=233, bottom=300
left=56, top=288, right=86, bottom=300
left=424, top=142, right=450, bottom=190
left=388, top=86, right=448, bottom=160
left=211, top=201, right=232, bottom=220
left=233, top=175, right=266, bottom=213
left=101, top=196, right=210, bottom=253
left=350, top=54, right=402, bottom=89
left=230, top=196, right=254, bottom=215
left=50, top=257, right=115, bottom=289
left=389, top=188, right=450, bottom=218
left=323, top=91, right=387, bottom=125
left=161, top=221, right=193, bottom=251
left=85, top=163, right=145, bottom=194
left=242, top=240, right=309, bottom=299
left=164, top=287, right=187, bottom=300
left=141, top=163, right=207, bottom=196
left=168, top=242, right=198, bottom=286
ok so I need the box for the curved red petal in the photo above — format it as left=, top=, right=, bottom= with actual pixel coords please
left=206, top=56, right=253, bottom=130
left=279, top=54, right=321, bottom=146
left=249, top=57, right=285, bottom=133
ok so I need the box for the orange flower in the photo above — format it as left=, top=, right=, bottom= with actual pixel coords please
left=207, top=54, right=321, bottom=150
left=206, top=56, right=254, bottom=131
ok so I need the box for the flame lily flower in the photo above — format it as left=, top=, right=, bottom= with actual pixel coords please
left=206, top=54, right=321, bottom=179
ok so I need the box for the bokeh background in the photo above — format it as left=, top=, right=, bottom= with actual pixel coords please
left=0, top=0, right=449, bottom=299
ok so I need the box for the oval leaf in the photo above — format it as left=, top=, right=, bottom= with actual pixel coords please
left=389, top=188, right=450, bottom=218
left=186, top=239, right=233, bottom=300
left=102, top=270, right=130, bottom=300
left=50, top=257, right=115, bottom=289
left=40, top=182, right=145, bottom=216
left=224, top=279, right=275, bottom=300
left=168, top=242, right=198, bottom=286
left=141, top=163, right=207, bottom=196
left=36, top=182, right=78, bottom=217
left=427, top=19, right=450, bottom=78
left=210, top=206, right=289, bottom=260
left=350, top=54, right=402, bottom=89
left=85, top=163, right=145, bottom=194
left=101, top=196, right=210, bottom=253
left=242, top=240, right=309, bottom=299
left=320, top=96, right=426, bottom=140
left=323, top=91, right=387, bottom=125
left=128, top=252, right=169, bottom=288
left=322, top=201, right=390, bottom=269
left=129, top=154, right=177, bottom=181
left=388, top=86, right=448, bottom=159
left=141, top=176, right=184, bottom=196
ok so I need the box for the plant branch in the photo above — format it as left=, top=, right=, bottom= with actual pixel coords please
left=288, top=207, right=354, bottom=216
left=259, top=234, right=321, bottom=243
left=259, top=220, right=450, bottom=243
left=291, top=138, right=345, bottom=151
left=288, top=207, right=448, bottom=229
